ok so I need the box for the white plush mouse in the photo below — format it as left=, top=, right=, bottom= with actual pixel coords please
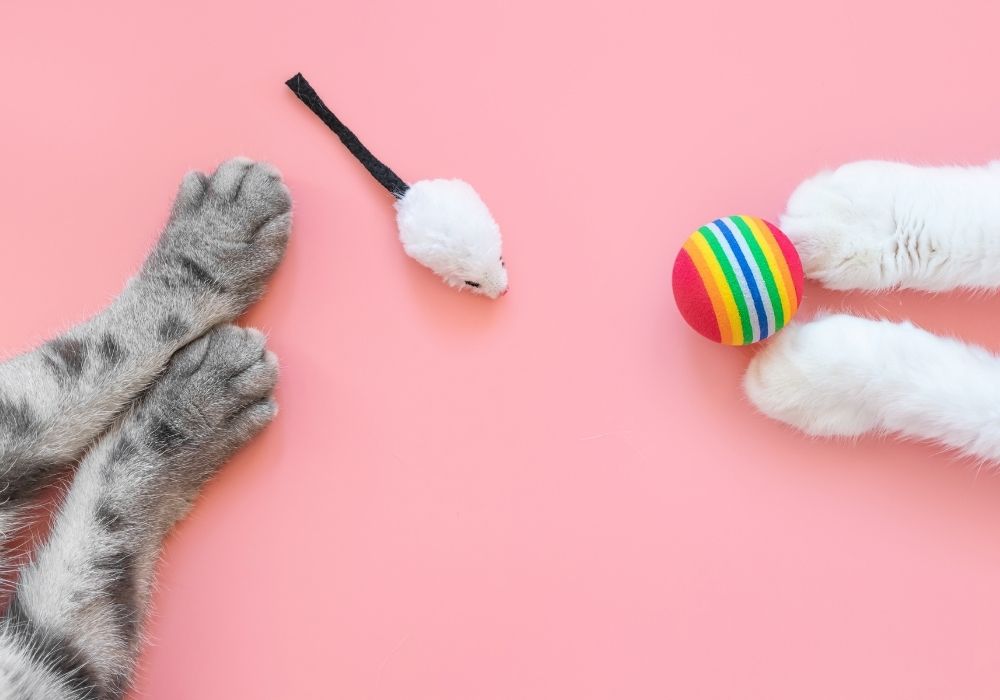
left=287, top=73, right=508, bottom=299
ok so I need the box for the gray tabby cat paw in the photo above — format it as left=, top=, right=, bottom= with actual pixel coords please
left=135, top=324, right=278, bottom=493
left=144, top=158, right=292, bottom=321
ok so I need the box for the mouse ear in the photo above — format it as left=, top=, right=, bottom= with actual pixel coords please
left=286, top=73, right=410, bottom=198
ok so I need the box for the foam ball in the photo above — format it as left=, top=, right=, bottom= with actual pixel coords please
left=672, top=216, right=804, bottom=345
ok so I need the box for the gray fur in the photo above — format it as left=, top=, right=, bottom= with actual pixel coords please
left=0, top=159, right=290, bottom=698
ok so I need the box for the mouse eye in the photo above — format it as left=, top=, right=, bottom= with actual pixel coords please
left=464, top=281, right=481, bottom=288
left=500, top=257, right=506, bottom=268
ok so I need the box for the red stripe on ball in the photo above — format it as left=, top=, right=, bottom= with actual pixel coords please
left=766, top=220, right=805, bottom=304
left=672, top=248, right=722, bottom=343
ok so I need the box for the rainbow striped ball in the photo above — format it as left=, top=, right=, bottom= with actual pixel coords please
left=672, top=215, right=804, bottom=345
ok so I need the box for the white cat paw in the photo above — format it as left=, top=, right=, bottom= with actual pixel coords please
left=744, top=316, right=883, bottom=437
left=780, top=162, right=903, bottom=290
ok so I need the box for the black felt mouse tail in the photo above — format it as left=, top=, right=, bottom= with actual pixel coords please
left=286, top=73, right=409, bottom=199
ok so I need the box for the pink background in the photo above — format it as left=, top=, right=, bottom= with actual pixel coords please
left=3, top=1, right=1000, bottom=697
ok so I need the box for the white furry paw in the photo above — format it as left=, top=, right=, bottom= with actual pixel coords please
left=744, top=316, right=884, bottom=437
left=780, top=162, right=904, bottom=290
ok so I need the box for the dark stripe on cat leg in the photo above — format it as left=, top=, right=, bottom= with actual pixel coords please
left=146, top=418, right=186, bottom=452
left=156, top=314, right=189, bottom=343
left=94, top=502, right=128, bottom=533
left=177, top=255, right=225, bottom=292
left=94, top=549, right=141, bottom=640
left=3, top=597, right=104, bottom=700
left=0, top=396, right=36, bottom=436
left=42, top=337, right=89, bottom=380
left=98, top=333, right=126, bottom=365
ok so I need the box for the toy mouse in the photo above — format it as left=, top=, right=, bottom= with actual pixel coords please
left=286, top=73, right=508, bottom=299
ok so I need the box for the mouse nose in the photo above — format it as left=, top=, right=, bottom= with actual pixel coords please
left=500, top=286, right=509, bottom=297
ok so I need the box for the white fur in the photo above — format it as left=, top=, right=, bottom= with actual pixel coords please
left=748, top=160, right=1000, bottom=461
left=782, top=160, right=1000, bottom=291
left=395, top=179, right=508, bottom=299
left=745, top=314, right=1000, bottom=462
